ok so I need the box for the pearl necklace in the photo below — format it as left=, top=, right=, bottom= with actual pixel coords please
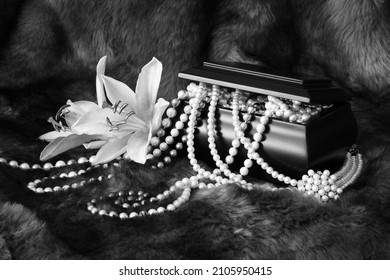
left=0, top=155, right=191, bottom=219
left=179, top=83, right=363, bottom=203
left=0, top=82, right=363, bottom=219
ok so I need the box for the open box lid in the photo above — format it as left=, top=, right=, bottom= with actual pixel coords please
left=178, top=62, right=351, bottom=104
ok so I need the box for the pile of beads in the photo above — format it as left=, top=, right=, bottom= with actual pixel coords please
left=217, top=89, right=332, bottom=124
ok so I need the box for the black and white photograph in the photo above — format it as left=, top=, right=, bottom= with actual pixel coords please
left=0, top=0, right=389, bottom=277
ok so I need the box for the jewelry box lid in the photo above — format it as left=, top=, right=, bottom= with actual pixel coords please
left=178, top=62, right=351, bottom=104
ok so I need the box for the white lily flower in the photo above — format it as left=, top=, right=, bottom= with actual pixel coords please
left=39, top=56, right=170, bottom=165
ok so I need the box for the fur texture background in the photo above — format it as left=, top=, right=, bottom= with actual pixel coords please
left=1, top=0, right=390, bottom=259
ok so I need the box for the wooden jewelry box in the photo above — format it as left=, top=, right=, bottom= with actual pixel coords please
left=178, top=62, right=357, bottom=182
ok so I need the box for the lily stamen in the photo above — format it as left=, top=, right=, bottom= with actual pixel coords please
left=48, top=116, right=66, bottom=132
left=55, top=104, right=71, bottom=121
left=118, top=103, right=129, bottom=114
left=125, top=111, right=135, bottom=121
left=106, top=117, right=114, bottom=127
left=106, top=116, right=129, bottom=132
left=113, top=101, right=121, bottom=113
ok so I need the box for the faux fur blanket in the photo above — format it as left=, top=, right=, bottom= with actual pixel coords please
left=1, top=0, right=390, bottom=260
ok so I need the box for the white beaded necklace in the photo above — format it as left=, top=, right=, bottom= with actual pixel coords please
left=0, top=82, right=363, bottom=219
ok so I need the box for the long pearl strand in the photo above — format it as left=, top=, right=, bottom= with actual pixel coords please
left=0, top=153, right=191, bottom=219
left=0, top=82, right=364, bottom=220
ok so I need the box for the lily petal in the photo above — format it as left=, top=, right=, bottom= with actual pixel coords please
left=126, top=123, right=152, bottom=164
left=151, top=98, right=170, bottom=133
left=72, top=108, right=147, bottom=136
left=96, top=56, right=108, bottom=107
left=91, top=136, right=129, bottom=165
left=65, top=100, right=100, bottom=127
left=135, top=57, right=162, bottom=122
left=68, top=100, right=100, bottom=114
left=40, top=134, right=99, bottom=161
left=101, top=75, right=136, bottom=111
left=39, top=130, right=73, bottom=141
left=83, top=140, right=108, bottom=150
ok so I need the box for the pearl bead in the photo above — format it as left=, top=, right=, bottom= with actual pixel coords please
left=277, top=174, right=285, bottom=181
left=226, top=155, right=234, bottom=164
left=159, top=142, right=168, bottom=151
left=164, top=156, right=172, bottom=164
left=289, top=114, right=298, bottom=122
left=178, top=90, right=187, bottom=99
left=20, top=163, right=30, bottom=170
left=180, top=114, right=188, bottom=122
left=35, top=188, right=44, bottom=193
left=175, top=121, right=184, bottom=130
left=78, top=157, right=88, bottom=164
left=290, top=179, right=298, bottom=187
left=229, top=148, right=238, bottom=156
left=283, top=176, right=291, bottom=184
left=261, top=162, right=269, bottom=169
left=301, top=114, right=310, bottom=122
left=253, top=133, right=262, bottom=142
left=240, top=167, right=249, bottom=176
left=109, top=211, right=118, bottom=217
left=232, top=139, right=240, bottom=148
left=251, top=141, right=260, bottom=150
left=244, top=159, right=253, bottom=168
left=153, top=149, right=162, bottom=157
left=169, top=149, right=177, bottom=157
left=260, top=116, right=269, bottom=124
left=256, top=157, right=264, bottom=165
left=167, top=204, right=176, bottom=211
left=67, top=159, right=76, bottom=165
left=119, top=213, right=128, bottom=219
left=165, top=136, right=174, bottom=145
left=156, top=128, right=165, bottom=137
left=170, top=128, right=180, bottom=137
left=162, top=118, right=172, bottom=127
left=9, top=160, right=18, bottom=167
left=150, top=137, right=160, bottom=147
